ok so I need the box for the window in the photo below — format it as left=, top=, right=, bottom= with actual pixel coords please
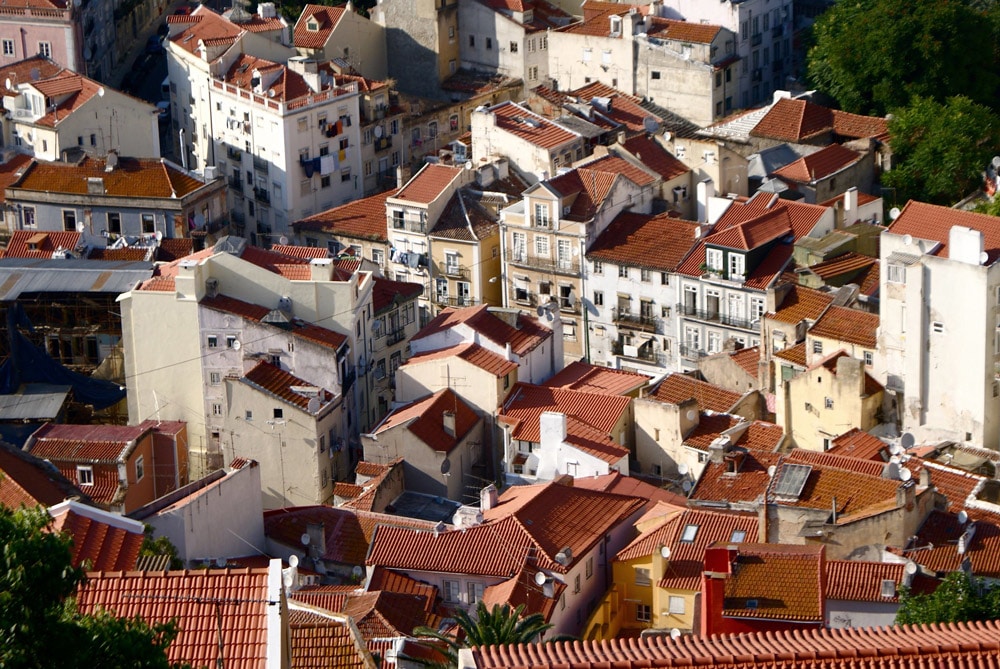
left=534, top=202, right=550, bottom=227
left=729, top=252, right=745, bottom=279
left=273, top=408, right=283, bottom=419
left=245, top=410, right=253, bottom=420
left=2, top=39, right=13, bottom=56
left=824, top=397, right=834, bottom=409
left=535, top=235, right=549, bottom=256
left=634, top=567, right=651, bottom=586
left=619, top=265, right=629, bottom=278
left=106, top=212, right=121, bottom=235
left=210, top=372, right=221, bottom=384
left=22, top=207, right=35, bottom=227
left=135, top=455, right=145, bottom=481
left=573, top=574, right=581, bottom=593
left=887, top=263, right=906, bottom=283
left=320, top=175, right=331, bottom=188
left=38, top=42, right=51, bottom=57
left=510, top=41, right=518, bottom=52
left=468, top=582, right=484, bottom=603
left=812, top=340, right=823, bottom=354
left=751, top=298, right=765, bottom=323
left=593, top=291, right=604, bottom=307
left=932, top=321, right=944, bottom=333
left=602, top=50, right=611, bottom=65
left=583, top=48, right=592, bottom=62
left=864, top=350, right=873, bottom=366
left=651, top=70, right=661, bottom=80
left=880, top=579, right=896, bottom=598
left=212, top=403, right=223, bottom=416
left=668, top=596, right=685, bottom=615
left=503, top=373, right=510, bottom=389
left=341, top=168, right=351, bottom=182
left=586, top=557, right=593, bottom=578
left=141, top=214, right=155, bottom=234
left=226, top=335, right=238, bottom=349
left=680, top=524, right=699, bottom=543
left=730, top=529, right=747, bottom=543
left=636, top=604, right=651, bottom=622
left=593, top=260, right=603, bottom=274
left=207, top=335, right=218, bottom=348
left=469, top=35, right=475, bottom=47
left=62, top=210, right=77, bottom=232
left=705, top=248, right=723, bottom=271
left=443, top=580, right=461, bottom=602
left=486, top=37, right=493, bottom=49
left=428, top=121, right=438, bottom=138
left=77, top=465, right=93, bottom=486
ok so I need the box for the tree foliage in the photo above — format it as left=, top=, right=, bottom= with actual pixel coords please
left=806, top=0, right=1000, bottom=116
left=405, top=602, right=565, bottom=669
left=140, top=525, right=183, bottom=570
left=896, top=571, right=1000, bottom=625
left=0, top=506, right=183, bottom=669
left=882, top=96, right=1000, bottom=205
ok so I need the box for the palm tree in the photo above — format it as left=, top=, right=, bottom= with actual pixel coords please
left=404, top=602, right=564, bottom=669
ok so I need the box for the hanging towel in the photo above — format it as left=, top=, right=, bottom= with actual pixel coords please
left=303, top=158, right=316, bottom=178
left=338, top=149, right=346, bottom=162
left=319, top=154, right=335, bottom=175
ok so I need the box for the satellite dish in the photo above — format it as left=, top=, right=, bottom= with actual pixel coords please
left=97, top=86, right=105, bottom=97
left=681, top=480, right=692, bottom=493
left=307, top=397, right=320, bottom=413
left=889, top=208, right=901, bottom=221
left=902, top=234, right=913, bottom=246
left=642, top=116, right=660, bottom=134
left=75, top=220, right=85, bottom=233
left=900, top=468, right=912, bottom=482
left=301, top=533, right=311, bottom=545
left=677, top=463, right=689, bottom=476
left=231, top=339, right=241, bottom=350
left=374, top=125, right=383, bottom=138
left=900, top=433, right=915, bottom=449
left=958, top=510, right=969, bottom=525
left=155, top=230, right=164, bottom=243
left=193, top=213, right=205, bottom=229
left=992, top=156, right=1000, bottom=169
left=663, top=131, right=672, bottom=142
left=441, top=457, right=451, bottom=474
left=83, top=46, right=92, bottom=60
left=660, top=545, right=671, bottom=559
left=546, top=311, right=553, bottom=322
left=464, top=161, right=473, bottom=170
left=537, top=305, right=545, bottom=317
left=352, top=565, right=363, bottom=577
left=278, top=235, right=289, bottom=245
left=885, top=462, right=900, bottom=480
left=889, top=455, right=901, bottom=464
left=686, top=410, right=697, bottom=421
left=767, top=465, right=777, bottom=478
left=981, top=251, right=990, bottom=265
left=534, top=571, right=547, bottom=586
left=889, top=443, right=903, bottom=456
left=4, top=78, right=10, bottom=90
left=670, top=628, right=681, bottom=640
left=905, top=560, right=918, bottom=575
left=29, top=67, right=39, bottom=81
left=288, top=554, right=299, bottom=568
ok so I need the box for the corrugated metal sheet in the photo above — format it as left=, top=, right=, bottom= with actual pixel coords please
left=0, top=258, right=153, bottom=299
left=0, top=383, right=70, bottom=420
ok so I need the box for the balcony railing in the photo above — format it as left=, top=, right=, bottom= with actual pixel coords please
left=676, top=303, right=757, bottom=332
left=227, top=176, right=243, bottom=193
left=505, top=249, right=580, bottom=275
left=386, top=327, right=407, bottom=346
left=679, top=344, right=708, bottom=361
left=391, top=218, right=427, bottom=233
left=613, top=308, right=658, bottom=332
left=253, top=188, right=271, bottom=205
left=375, top=136, right=392, bottom=152
left=434, top=295, right=480, bottom=308
left=437, top=261, right=470, bottom=280
left=612, top=340, right=659, bottom=363
left=253, top=156, right=269, bottom=173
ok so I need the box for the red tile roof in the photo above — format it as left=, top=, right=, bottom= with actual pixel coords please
left=372, top=388, right=481, bottom=453
left=647, top=373, right=741, bottom=413
left=767, top=455, right=902, bottom=521
left=372, top=277, right=422, bottom=314
left=783, top=447, right=886, bottom=478
left=271, top=244, right=330, bottom=260
left=804, top=251, right=877, bottom=282
left=499, top=382, right=631, bottom=443
left=752, top=98, right=835, bottom=142
left=288, top=585, right=358, bottom=614
left=587, top=211, right=699, bottom=272
left=809, top=305, right=879, bottom=349
left=704, top=207, right=793, bottom=251
left=402, top=342, right=518, bottom=378
left=569, top=471, right=688, bottom=508
left=3, top=230, right=83, bottom=259
left=774, top=341, right=807, bottom=367
left=48, top=500, right=143, bottom=571
left=721, top=543, right=824, bottom=622
left=542, top=361, right=648, bottom=396
left=772, top=144, right=862, bottom=183
left=621, top=135, right=689, bottom=181
left=644, top=16, right=722, bottom=43
left=168, top=8, right=244, bottom=56
left=293, top=188, right=397, bottom=241
left=412, top=304, right=551, bottom=356
left=888, top=200, right=1000, bottom=265
left=827, top=428, right=889, bottom=461
left=891, top=509, right=1000, bottom=578
left=0, top=57, right=65, bottom=97
left=14, top=157, right=205, bottom=198
left=489, top=101, right=578, bottom=150
left=579, top=154, right=658, bottom=187
left=617, top=509, right=759, bottom=592
left=393, top=164, right=463, bottom=205
left=0, top=441, right=86, bottom=509
left=545, top=167, right=617, bottom=221
left=77, top=567, right=274, bottom=669
left=825, top=560, right=907, bottom=603
left=727, top=346, right=761, bottom=379
left=242, top=361, right=337, bottom=414
left=472, top=619, right=1000, bottom=669
left=903, top=458, right=983, bottom=510
left=0, top=153, right=32, bottom=205
left=689, top=448, right=782, bottom=505
left=340, top=590, right=437, bottom=637
left=287, top=605, right=370, bottom=669
left=570, top=82, right=664, bottom=136
left=293, top=4, right=345, bottom=49
left=27, top=423, right=150, bottom=463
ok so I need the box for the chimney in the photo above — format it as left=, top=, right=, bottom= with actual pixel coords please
left=309, top=257, right=334, bottom=281
left=949, top=226, right=986, bottom=265
left=287, top=57, right=321, bottom=93
left=442, top=411, right=456, bottom=438
left=540, top=411, right=568, bottom=445
left=708, top=435, right=729, bottom=464
left=696, top=177, right=715, bottom=223
left=480, top=483, right=499, bottom=511
left=505, top=341, right=513, bottom=361
left=919, top=467, right=931, bottom=488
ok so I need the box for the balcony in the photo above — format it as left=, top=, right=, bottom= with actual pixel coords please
left=679, top=344, right=708, bottom=361
left=438, top=261, right=470, bottom=280
left=342, top=367, right=356, bottom=393
left=390, top=218, right=427, bottom=234
left=375, top=136, right=392, bottom=152
left=227, top=176, right=243, bottom=193
left=386, top=327, right=407, bottom=346
left=505, top=249, right=580, bottom=275
left=612, top=340, right=659, bottom=363
left=613, top=308, right=658, bottom=332
left=253, top=156, right=269, bottom=174
left=751, top=32, right=762, bottom=46
left=676, top=303, right=757, bottom=332
left=434, top=294, right=480, bottom=308
left=253, top=187, right=271, bottom=205
left=226, top=146, right=242, bottom=161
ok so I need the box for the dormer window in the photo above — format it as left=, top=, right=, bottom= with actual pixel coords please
left=705, top=248, right=723, bottom=271
left=728, top=252, right=745, bottom=280
left=307, top=18, right=320, bottom=31
left=609, top=15, right=622, bottom=36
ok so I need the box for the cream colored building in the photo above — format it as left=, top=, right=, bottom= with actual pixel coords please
left=293, top=4, right=388, bottom=80
left=120, top=237, right=374, bottom=478
left=396, top=342, right=518, bottom=414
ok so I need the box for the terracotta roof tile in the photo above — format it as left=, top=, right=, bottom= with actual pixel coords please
left=0, top=442, right=86, bottom=509
left=703, top=208, right=793, bottom=251
left=293, top=188, right=396, bottom=241
left=293, top=4, right=345, bottom=49
left=14, top=157, right=206, bottom=198
left=489, top=101, right=578, bottom=150
left=289, top=585, right=358, bottom=613
left=644, top=16, right=722, bottom=43
left=481, top=565, right=565, bottom=623
left=751, top=97, right=835, bottom=142
left=238, top=14, right=286, bottom=33
left=545, top=167, right=617, bottom=220
left=832, top=109, right=890, bottom=140
left=27, top=423, right=149, bottom=463
left=0, top=57, right=65, bottom=97
left=372, top=388, right=480, bottom=453
left=271, top=244, right=330, bottom=260
left=768, top=455, right=902, bottom=521
left=372, top=277, right=422, bottom=314
left=412, top=304, right=551, bottom=356
left=570, top=471, right=688, bottom=508
left=804, top=251, right=877, bottom=282
left=587, top=211, right=699, bottom=272
left=726, top=346, right=761, bottom=379
left=903, top=458, right=984, bottom=510
left=287, top=606, right=370, bottom=669
left=888, top=200, right=1000, bottom=265
left=167, top=8, right=244, bottom=57
left=689, top=447, right=781, bottom=504
left=402, top=342, right=518, bottom=378
left=621, top=135, right=689, bottom=181
left=542, top=361, right=648, bottom=396
left=392, top=164, right=463, bottom=205
left=366, top=566, right=439, bottom=604
left=242, top=361, right=337, bottom=414
left=721, top=543, right=824, bottom=622
left=772, top=143, right=862, bottom=183
left=48, top=500, right=143, bottom=571
left=901, top=509, right=1000, bottom=578
left=201, top=294, right=348, bottom=351
left=580, top=154, right=658, bottom=187
left=827, top=428, right=889, bottom=461
left=472, top=618, right=1000, bottom=668
left=774, top=341, right=807, bottom=367
left=568, top=82, right=658, bottom=135
left=783, top=447, right=886, bottom=478
left=809, top=306, right=879, bottom=349
left=341, top=590, right=437, bottom=637
left=648, top=373, right=741, bottom=413
left=429, top=189, right=500, bottom=242
left=0, top=154, right=32, bottom=205
left=87, top=247, right=151, bottom=262
left=3, top=230, right=83, bottom=259
left=499, top=382, right=631, bottom=443
left=825, top=560, right=907, bottom=602
left=77, top=567, right=273, bottom=669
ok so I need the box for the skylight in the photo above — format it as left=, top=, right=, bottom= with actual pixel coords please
left=730, top=529, right=747, bottom=543
left=680, top=524, right=699, bottom=543
left=773, top=463, right=812, bottom=499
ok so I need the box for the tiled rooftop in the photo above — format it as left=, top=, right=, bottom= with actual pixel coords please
left=27, top=423, right=150, bottom=463
left=703, top=208, right=792, bottom=251
left=201, top=294, right=348, bottom=351
left=803, top=251, right=877, bottom=282
left=774, top=341, right=807, bottom=367
left=499, top=382, right=631, bottom=444
left=809, top=305, right=879, bottom=349
left=14, top=156, right=205, bottom=198
left=888, top=200, right=1000, bottom=265
left=392, top=164, right=463, bottom=205
left=372, top=277, right=423, bottom=314
left=412, top=304, right=551, bottom=356
left=647, top=373, right=741, bottom=413
left=167, top=7, right=244, bottom=57
left=621, top=135, right=689, bottom=181
left=242, top=361, right=337, bottom=414
left=542, top=361, right=648, bottom=396
left=402, top=342, right=518, bottom=378
left=727, top=346, right=761, bottom=379
left=372, top=388, right=480, bottom=453
left=890, top=509, right=1000, bottom=578
left=721, top=543, right=824, bottom=622
left=48, top=500, right=143, bottom=571
left=489, top=101, right=578, bottom=150
left=287, top=605, right=370, bottom=669
left=586, top=211, right=699, bottom=272
left=545, top=167, right=616, bottom=221
left=0, top=441, right=85, bottom=509
left=772, top=143, right=862, bottom=183
left=3, top=230, right=83, bottom=259
left=293, top=188, right=397, bottom=240
left=751, top=97, right=888, bottom=144
left=827, top=428, right=889, bottom=461
left=689, top=447, right=781, bottom=505
left=293, top=4, right=345, bottom=48
left=825, top=560, right=907, bottom=603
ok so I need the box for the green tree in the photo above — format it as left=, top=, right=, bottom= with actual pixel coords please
left=139, top=524, right=183, bottom=570
left=882, top=96, right=1000, bottom=205
left=0, top=506, right=183, bottom=669
left=806, top=0, right=1000, bottom=116
left=406, top=602, right=566, bottom=669
left=896, top=571, right=1000, bottom=624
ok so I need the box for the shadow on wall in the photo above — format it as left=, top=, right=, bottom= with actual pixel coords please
left=386, top=29, right=444, bottom=99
